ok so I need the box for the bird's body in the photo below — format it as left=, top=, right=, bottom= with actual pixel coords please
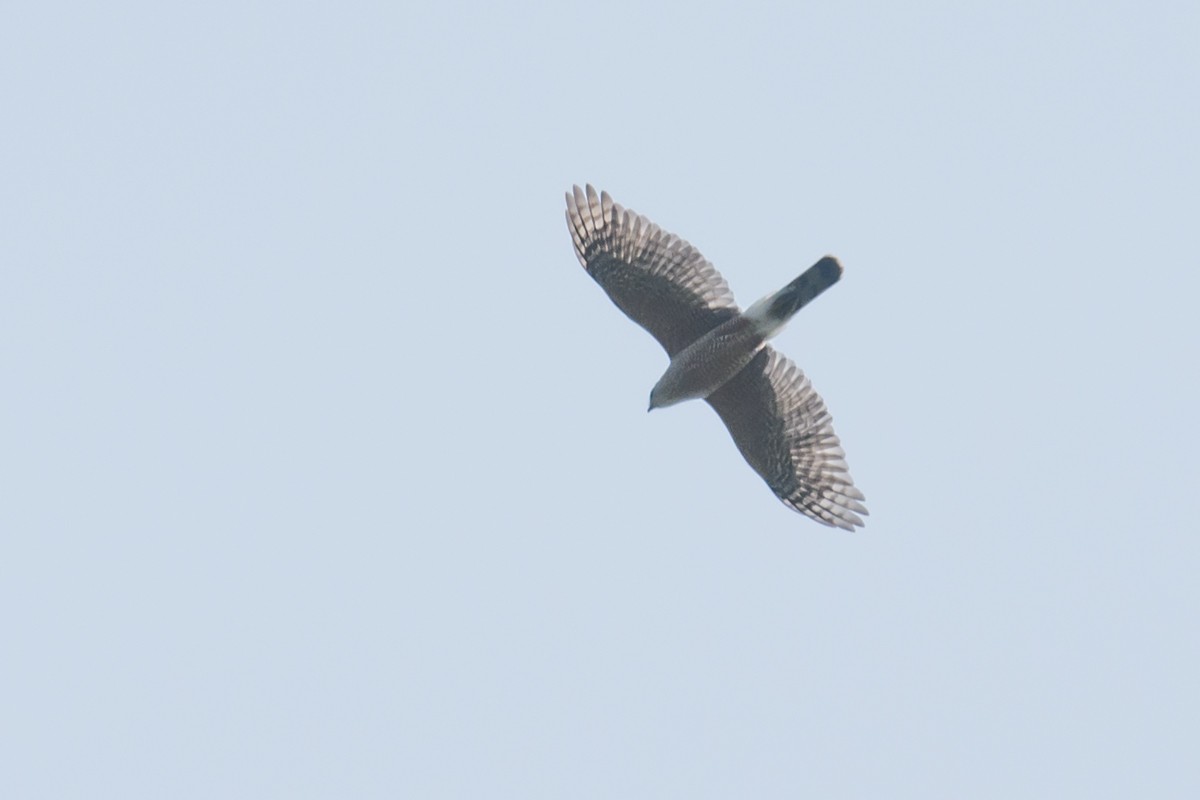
left=649, top=315, right=764, bottom=409
left=565, top=185, right=867, bottom=529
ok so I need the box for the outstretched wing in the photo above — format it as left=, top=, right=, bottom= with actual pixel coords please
left=706, top=347, right=867, bottom=529
left=566, top=184, right=739, bottom=356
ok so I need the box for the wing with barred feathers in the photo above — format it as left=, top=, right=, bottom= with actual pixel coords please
left=706, top=347, right=868, bottom=529
left=565, top=184, right=739, bottom=356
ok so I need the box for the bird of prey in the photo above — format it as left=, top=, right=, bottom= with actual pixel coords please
left=565, top=185, right=867, bottom=529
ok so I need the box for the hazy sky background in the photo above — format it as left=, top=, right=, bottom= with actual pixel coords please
left=3, top=1, right=1198, bottom=797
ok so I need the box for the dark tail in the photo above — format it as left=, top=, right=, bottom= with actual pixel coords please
left=765, top=256, right=843, bottom=321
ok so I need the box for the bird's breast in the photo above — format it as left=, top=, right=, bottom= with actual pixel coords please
left=651, top=316, right=765, bottom=407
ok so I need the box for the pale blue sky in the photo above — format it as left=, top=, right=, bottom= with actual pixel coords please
left=3, top=1, right=1198, bottom=797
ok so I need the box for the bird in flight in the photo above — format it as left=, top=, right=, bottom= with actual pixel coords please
left=565, top=185, right=867, bottom=529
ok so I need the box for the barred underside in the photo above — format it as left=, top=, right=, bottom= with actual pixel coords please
left=649, top=316, right=766, bottom=408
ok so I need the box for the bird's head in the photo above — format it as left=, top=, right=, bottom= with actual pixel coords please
left=647, top=384, right=681, bottom=411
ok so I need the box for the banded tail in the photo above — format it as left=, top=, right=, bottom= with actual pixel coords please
left=744, top=256, right=843, bottom=338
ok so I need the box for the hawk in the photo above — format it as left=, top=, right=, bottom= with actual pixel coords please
left=565, top=185, right=867, bottom=529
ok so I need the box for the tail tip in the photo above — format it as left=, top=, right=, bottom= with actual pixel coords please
left=815, top=255, right=843, bottom=281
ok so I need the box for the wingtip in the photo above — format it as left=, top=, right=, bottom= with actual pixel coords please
left=567, top=184, right=613, bottom=214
